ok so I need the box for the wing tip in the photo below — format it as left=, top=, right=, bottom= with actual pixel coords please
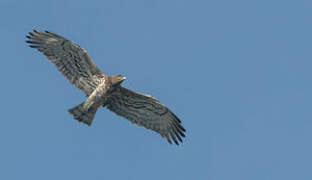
left=26, top=29, right=58, bottom=39
left=33, top=29, right=40, bottom=33
left=163, top=126, right=185, bottom=146
left=28, top=45, right=39, bottom=48
left=165, top=135, right=173, bottom=144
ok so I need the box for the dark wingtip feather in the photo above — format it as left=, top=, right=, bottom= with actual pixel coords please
left=33, top=29, right=40, bottom=33
left=172, top=122, right=185, bottom=136
left=177, top=123, right=186, bottom=132
left=29, top=45, right=39, bottom=48
left=178, top=128, right=185, bottom=138
left=169, top=131, right=179, bottom=145
left=165, top=135, right=172, bottom=144
left=171, top=112, right=181, bottom=123
left=26, top=40, right=39, bottom=44
left=170, top=123, right=183, bottom=143
left=174, top=130, right=183, bottom=143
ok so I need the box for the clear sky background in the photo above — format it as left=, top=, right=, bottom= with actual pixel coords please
left=0, top=0, right=311, bottom=179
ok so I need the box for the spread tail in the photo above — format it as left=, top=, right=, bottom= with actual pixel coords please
left=68, top=102, right=97, bottom=126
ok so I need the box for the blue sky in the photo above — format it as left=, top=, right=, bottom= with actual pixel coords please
left=1, top=0, right=311, bottom=179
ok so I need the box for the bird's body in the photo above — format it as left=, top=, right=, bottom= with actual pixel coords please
left=69, top=76, right=108, bottom=125
left=26, top=30, right=185, bottom=145
left=69, top=75, right=125, bottom=125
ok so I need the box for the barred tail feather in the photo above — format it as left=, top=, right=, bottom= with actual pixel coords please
left=68, top=102, right=97, bottom=126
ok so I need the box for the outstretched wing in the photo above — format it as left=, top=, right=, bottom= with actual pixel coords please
left=105, top=87, right=186, bottom=145
left=26, top=30, right=104, bottom=96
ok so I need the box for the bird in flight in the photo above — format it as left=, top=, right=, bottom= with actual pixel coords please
left=26, top=30, right=185, bottom=145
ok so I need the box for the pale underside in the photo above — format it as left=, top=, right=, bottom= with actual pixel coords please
left=26, top=30, right=186, bottom=145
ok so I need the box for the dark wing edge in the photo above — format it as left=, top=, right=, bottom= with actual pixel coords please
left=105, top=86, right=186, bottom=145
left=26, top=29, right=104, bottom=95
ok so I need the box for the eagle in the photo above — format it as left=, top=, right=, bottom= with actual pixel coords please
left=26, top=30, right=185, bottom=145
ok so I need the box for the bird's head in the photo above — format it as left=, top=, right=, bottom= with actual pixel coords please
left=110, top=75, right=126, bottom=86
